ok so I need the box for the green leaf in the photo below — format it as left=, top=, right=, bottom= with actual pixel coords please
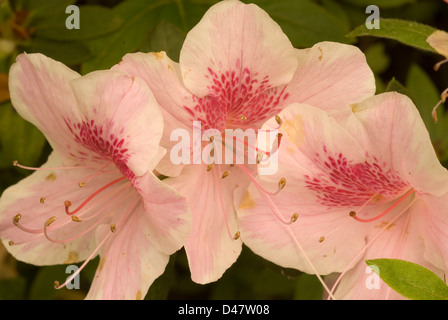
left=81, top=0, right=168, bottom=74
left=294, top=273, right=323, bottom=300
left=32, top=5, right=124, bottom=41
left=348, top=19, right=438, bottom=53
left=406, top=64, right=448, bottom=162
left=251, top=0, right=354, bottom=48
left=20, top=38, right=93, bottom=66
left=0, top=102, right=46, bottom=170
left=0, top=277, right=27, bottom=299
left=364, top=42, right=390, bottom=74
left=366, top=259, right=448, bottom=300
left=140, top=20, right=186, bottom=62
left=384, top=77, right=409, bottom=96
left=340, top=0, right=416, bottom=9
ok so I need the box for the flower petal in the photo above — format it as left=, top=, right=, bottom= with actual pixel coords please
left=8, top=53, right=81, bottom=161
left=136, top=172, right=191, bottom=256
left=68, top=70, right=164, bottom=177
left=346, top=92, right=448, bottom=196
left=85, top=217, right=170, bottom=300
left=165, top=164, right=246, bottom=284
left=284, top=42, right=375, bottom=119
left=179, top=0, right=297, bottom=98
left=427, top=30, right=448, bottom=58
left=236, top=182, right=372, bottom=275
left=113, top=51, right=194, bottom=177
left=331, top=200, right=444, bottom=300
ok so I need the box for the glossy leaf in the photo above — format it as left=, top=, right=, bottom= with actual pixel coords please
left=348, top=19, right=438, bottom=53
left=366, top=259, right=448, bottom=300
left=32, top=5, right=124, bottom=41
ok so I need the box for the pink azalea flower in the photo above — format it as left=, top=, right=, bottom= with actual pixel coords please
left=236, top=92, right=448, bottom=299
left=0, top=53, right=191, bottom=299
left=114, top=0, right=375, bottom=284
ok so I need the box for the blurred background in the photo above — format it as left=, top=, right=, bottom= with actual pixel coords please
left=0, top=0, right=447, bottom=300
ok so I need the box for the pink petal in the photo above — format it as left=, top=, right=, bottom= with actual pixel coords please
left=236, top=182, right=372, bottom=275
left=8, top=53, right=81, bottom=161
left=179, top=0, right=297, bottom=98
left=0, top=152, right=127, bottom=266
left=85, top=216, right=170, bottom=300
left=285, top=42, right=375, bottom=119
left=165, top=164, right=248, bottom=284
left=332, top=200, right=444, bottom=299
left=419, top=193, right=448, bottom=273
left=136, top=172, right=192, bottom=256
left=346, top=92, right=448, bottom=196
left=113, top=52, right=194, bottom=177
left=68, top=70, right=164, bottom=177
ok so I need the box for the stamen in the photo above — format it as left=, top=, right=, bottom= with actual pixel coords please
left=40, top=197, right=46, bottom=204
left=12, top=161, right=94, bottom=171
left=275, top=115, right=282, bottom=126
left=71, top=216, right=82, bottom=222
left=55, top=225, right=116, bottom=290
left=221, top=171, right=230, bottom=179
left=328, top=197, right=418, bottom=299
left=434, top=58, right=448, bottom=72
left=45, top=216, right=57, bottom=227
left=290, top=213, right=299, bottom=223
left=432, top=88, right=448, bottom=123
left=64, top=176, right=126, bottom=216
left=350, top=188, right=415, bottom=223
left=13, top=213, right=21, bottom=225
left=206, top=164, right=213, bottom=172
left=78, top=182, right=86, bottom=187
left=233, top=231, right=241, bottom=240
left=278, top=177, right=287, bottom=191
left=213, top=165, right=239, bottom=242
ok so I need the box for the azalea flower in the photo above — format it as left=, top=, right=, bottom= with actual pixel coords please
left=114, top=0, right=375, bottom=284
left=0, top=53, right=191, bottom=299
left=236, top=92, right=448, bottom=299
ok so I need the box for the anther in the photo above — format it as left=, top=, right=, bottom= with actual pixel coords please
left=256, top=151, right=264, bottom=164
left=71, top=216, right=82, bottom=222
left=209, top=136, right=215, bottom=142
left=278, top=177, right=287, bottom=191
left=13, top=213, right=21, bottom=225
left=12, top=160, right=18, bottom=166
left=54, top=281, right=60, bottom=288
left=8, top=240, right=14, bottom=246
left=240, top=114, right=247, bottom=121
left=290, top=213, right=298, bottom=223
left=349, top=211, right=356, bottom=217
left=275, top=115, right=282, bottom=125
left=40, top=197, right=46, bottom=204
left=206, top=164, right=213, bottom=172
left=319, top=236, right=325, bottom=243
left=221, top=171, right=230, bottom=179
left=78, top=182, right=86, bottom=187
left=233, top=231, right=241, bottom=240
left=45, top=216, right=57, bottom=227
left=110, top=224, right=117, bottom=233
